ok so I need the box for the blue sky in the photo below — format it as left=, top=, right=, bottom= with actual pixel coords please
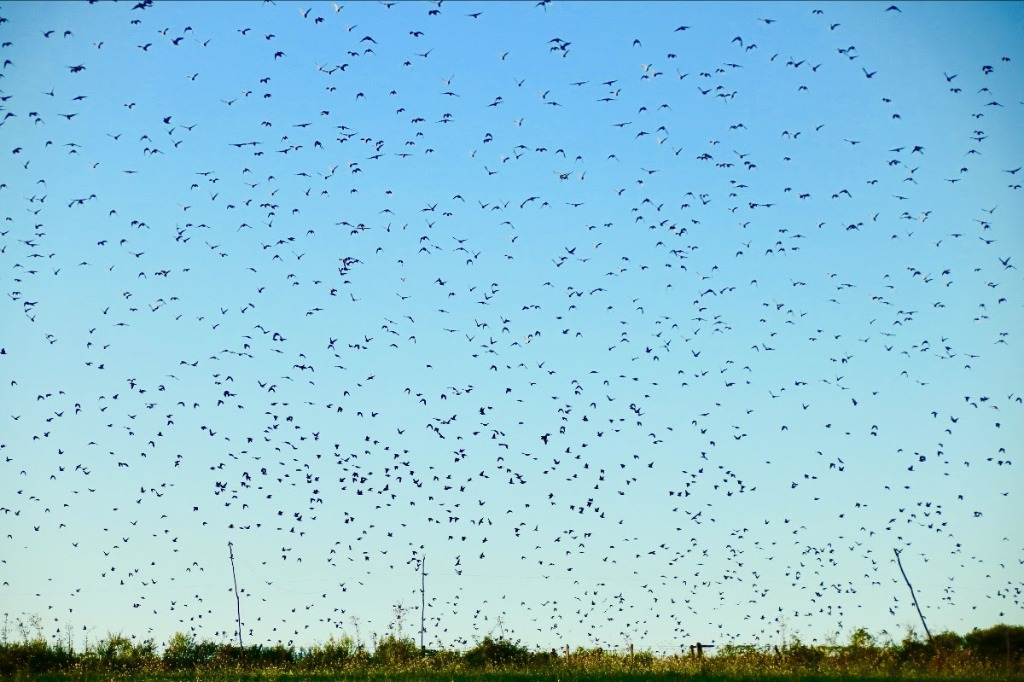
left=1, top=0, right=1022, bottom=654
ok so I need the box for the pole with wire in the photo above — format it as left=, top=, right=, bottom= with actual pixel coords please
left=228, top=542, right=244, bottom=653
left=894, top=548, right=932, bottom=646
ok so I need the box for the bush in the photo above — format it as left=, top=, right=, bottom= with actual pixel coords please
left=782, top=637, right=826, bottom=668
left=630, top=649, right=655, bottom=666
left=0, top=640, right=74, bottom=676
left=931, top=630, right=965, bottom=654
left=298, top=634, right=357, bottom=671
left=899, top=630, right=931, bottom=665
left=422, top=647, right=464, bottom=669
left=82, top=633, right=158, bottom=672
left=464, top=636, right=532, bottom=668
left=203, top=642, right=296, bottom=669
left=162, top=631, right=219, bottom=670
left=848, top=627, right=875, bottom=649
left=373, top=633, right=419, bottom=666
left=246, top=642, right=295, bottom=668
left=964, top=624, right=1024, bottom=665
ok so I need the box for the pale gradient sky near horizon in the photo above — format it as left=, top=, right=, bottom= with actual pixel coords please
left=1, top=0, right=1022, bottom=653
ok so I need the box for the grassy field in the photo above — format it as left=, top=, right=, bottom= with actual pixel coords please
left=2, top=624, right=1022, bottom=680
left=15, top=669, right=1024, bottom=682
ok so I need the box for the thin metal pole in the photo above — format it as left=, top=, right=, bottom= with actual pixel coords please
left=894, top=548, right=932, bottom=645
left=420, top=556, right=426, bottom=654
left=228, top=542, right=244, bottom=651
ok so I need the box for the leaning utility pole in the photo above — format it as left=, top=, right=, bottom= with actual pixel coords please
left=228, top=542, right=244, bottom=651
left=894, top=548, right=933, bottom=645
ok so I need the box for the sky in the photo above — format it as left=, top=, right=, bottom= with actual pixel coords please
left=1, top=0, right=1022, bottom=655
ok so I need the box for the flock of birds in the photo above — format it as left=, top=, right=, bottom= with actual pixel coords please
left=1, top=0, right=1022, bottom=654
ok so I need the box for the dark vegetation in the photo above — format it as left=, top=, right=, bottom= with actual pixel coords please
left=1, top=618, right=1021, bottom=679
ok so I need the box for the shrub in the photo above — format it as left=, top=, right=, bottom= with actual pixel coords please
left=298, top=634, right=357, bottom=671
left=849, top=627, right=875, bottom=649
left=964, top=624, right=1024, bottom=665
left=931, top=630, right=965, bottom=654
left=82, top=633, right=158, bottom=672
left=162, top=631, right=219, bottom=670
left=0, top=640, right=74, bottom=676
left=209, top=643, right=244, bottom=668
left=782, top=636, right=826, bottom=668
left=422, top=647, right=464, bottom=670
left=204, top=642, right=296, bottom=669
left=629, top=648, right=656, bottom=667
left=373, top=633, right=419, bottom=666
left=248, top=642, right=295, bottom=668
left=464, top=635, right=532, bottom=668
